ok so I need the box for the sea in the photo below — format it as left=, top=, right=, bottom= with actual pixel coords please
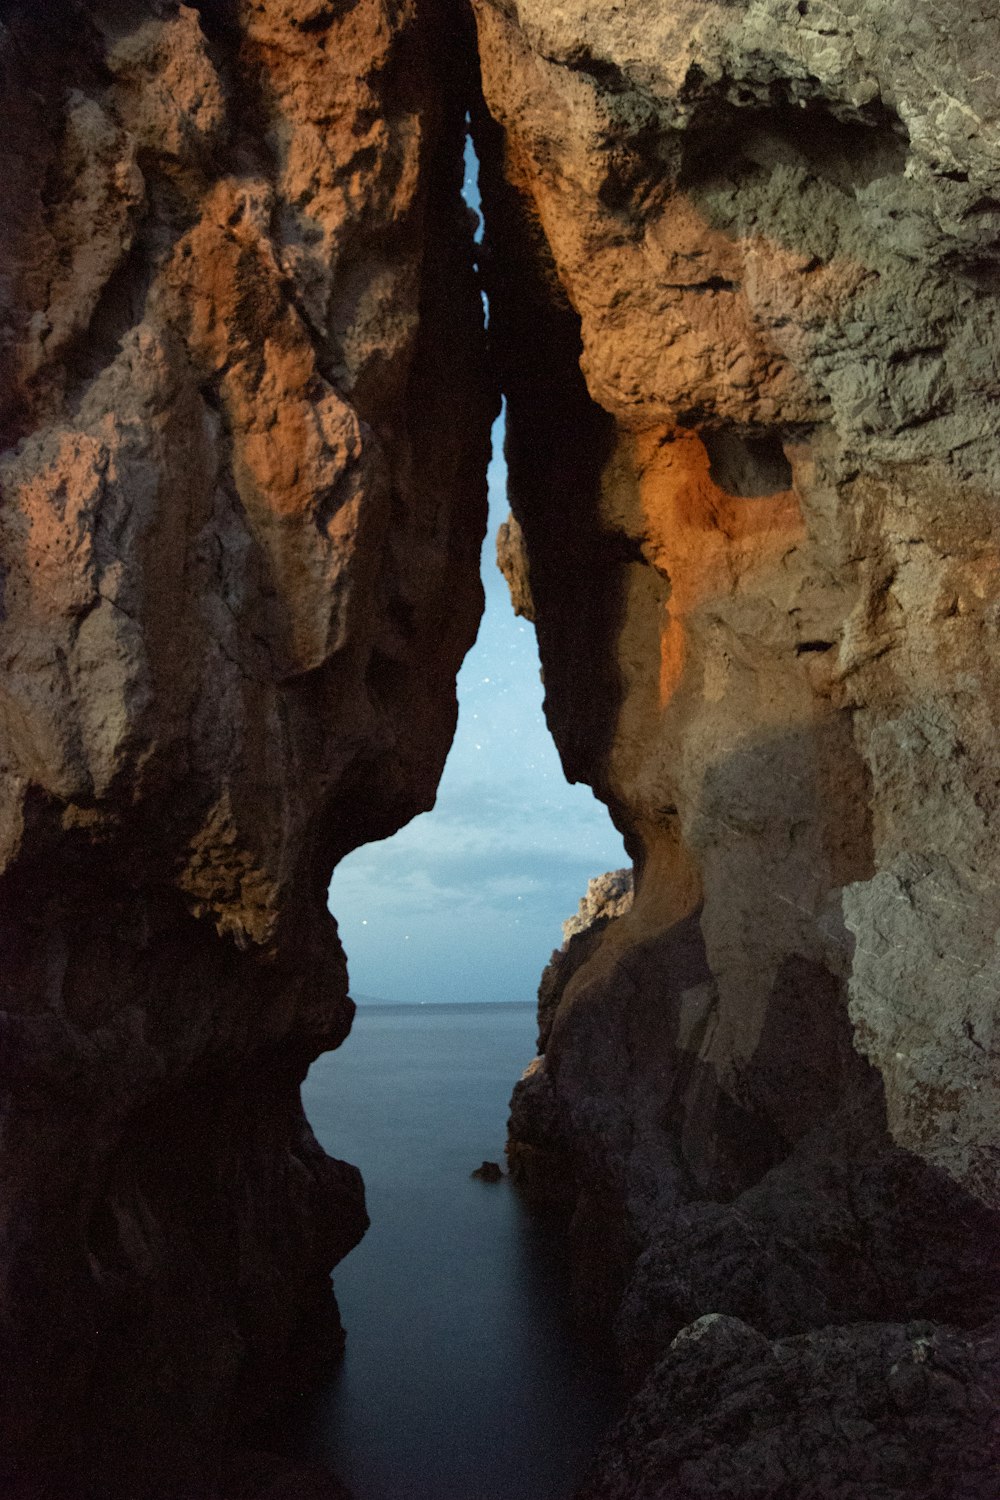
left=277, top=1001, right=619, bottom=1500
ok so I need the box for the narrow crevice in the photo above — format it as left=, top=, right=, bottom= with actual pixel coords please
left=469, top=88, right=626, bottom=801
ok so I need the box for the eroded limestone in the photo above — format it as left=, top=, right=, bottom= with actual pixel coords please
left=0, top=2, right=493, bottom=1494
left=475, top=2, right=1000, bottom=1491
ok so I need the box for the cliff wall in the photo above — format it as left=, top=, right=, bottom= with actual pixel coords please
left=474, top=2, right=1000, bottom=1491
left=0, top=3, right=492, bottom=1494
left=4, top=1, right=1000, bottom=1493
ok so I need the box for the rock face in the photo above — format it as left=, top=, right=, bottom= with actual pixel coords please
left=473, top=0, right=1000, bottom=1490
left=509, top=870, right=633, bottom=1206
left=562, top=869, right=634, bottom=946
left=538, top=868, right=633, bottom=1049
left=579, top=1313, right=1000, bottom=1500
left=6, top=0, right=1000, bottom=1493
left=0, top=2, right=492, bottom=1495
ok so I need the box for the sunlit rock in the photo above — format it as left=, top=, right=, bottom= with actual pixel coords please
left=476, top=0, right=1000, bottom=1490
left=5, top=0, right=1000, bottom=1492
left=0, top=2, right=493, bottom=1493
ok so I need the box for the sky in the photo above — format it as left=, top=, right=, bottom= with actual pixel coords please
left=328, top=420, right=627, bottom=1005
left=326, top=142, right=626, bottom=1006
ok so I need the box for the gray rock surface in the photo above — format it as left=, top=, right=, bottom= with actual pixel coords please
left=5, top=0, right=1000, bottom=1493
left=580, top=1313, right=1000, bottom=1500
left=475, top=0, right=1000, bottom=1491
left=534, top=868, right=634, bottom=1050
left=562, top=870, right=634, bottom=945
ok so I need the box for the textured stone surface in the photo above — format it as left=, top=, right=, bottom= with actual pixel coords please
left=474, top=0, right=1000, bottom=1490
left=530, top=867, right=633, bottom=1051
left=496, top=509, right=534, bottom=622
left=508, top=869, right=636, bottom=1265
left=580, top=1313, right=1000, bottom=1500
left=6, top=0, right=1000, bottom=1492
left=0, top=2, right=492, bottom=1494
left=562, top=869, right=633, bottom=945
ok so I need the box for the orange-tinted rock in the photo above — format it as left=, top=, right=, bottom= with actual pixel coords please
left=0, top=2, right=492, bottom=1494
left=474, top=1, right=1000, bottom=1490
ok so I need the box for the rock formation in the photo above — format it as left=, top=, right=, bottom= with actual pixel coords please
left=509, top=870, right=633, bottom=1205
left=579, top=1313, right=1000, bottom=1500
left=0, top=2, right=493, bottom=1494
left=5, top=0, right=1000, bottom=1493
left=474, top=0, right=1000, bottom=1491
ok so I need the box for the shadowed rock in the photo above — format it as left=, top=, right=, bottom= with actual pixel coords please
left=579, top=1313, right=1000, bottom=1500
left=0, top=1, right=494, bottom=1493
left=475, top=0, right=1000, bottom=1491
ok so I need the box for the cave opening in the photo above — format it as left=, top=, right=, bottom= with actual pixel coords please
left=271, top=137, right=626, bottom=1498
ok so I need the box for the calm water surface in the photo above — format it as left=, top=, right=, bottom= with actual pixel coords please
left=283, top=1002, right=618, bottom=1500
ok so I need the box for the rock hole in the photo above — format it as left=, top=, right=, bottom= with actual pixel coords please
left=702, top=428, right=793, bottom=498
left=603, top=530, right=647, bottom=566
left=681, top=96, right=909, bottom=195
left=292, top=5, right=340, bottom=33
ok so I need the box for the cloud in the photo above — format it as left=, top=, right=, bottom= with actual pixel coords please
left=333, top=844, right=603, bottom=916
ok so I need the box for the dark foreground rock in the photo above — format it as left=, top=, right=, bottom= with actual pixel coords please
left=222, top=1453, right=354, bottom=1500
left=579, top=1313, right=1000, bottom=1500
